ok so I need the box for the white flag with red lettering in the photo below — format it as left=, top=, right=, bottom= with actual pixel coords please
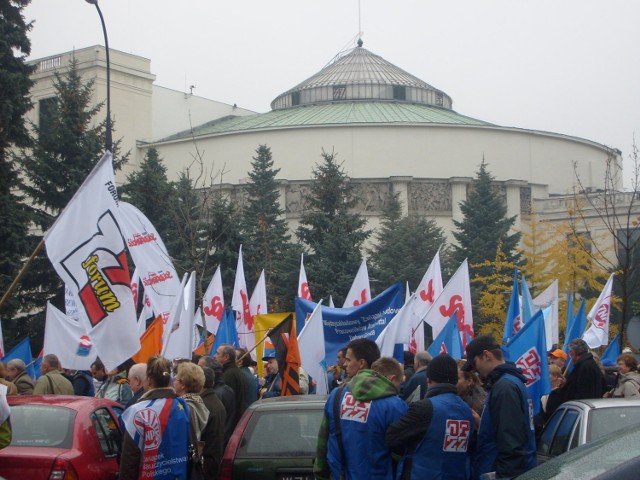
left=44, top=302, right=98, bottom=370
left=343, top=258, right=371, bottom=307
left=246, top=270, right=268, bottom=357
left=232, top=246, right=252, bottom=349
left=298, top=254, right=312, bottom=300
left=200, top=265, right=224, bottom=335
left=44, top=152, right=139, bottom=371
left=422, top=259, right=474, bottom=349
left=583, top=274, right=614, bottom=348
left=409, top=250, right=443, bottom=352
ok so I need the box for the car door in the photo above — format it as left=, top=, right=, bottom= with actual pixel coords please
left=537, top=406, right=582, bottom=463
left=90, top=407, right=122, bottom=479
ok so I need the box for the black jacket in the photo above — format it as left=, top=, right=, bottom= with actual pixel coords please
left=551, top=353, right=604, bottom=418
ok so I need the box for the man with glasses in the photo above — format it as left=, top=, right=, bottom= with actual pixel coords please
left=463, top=335, right=536, bottom=480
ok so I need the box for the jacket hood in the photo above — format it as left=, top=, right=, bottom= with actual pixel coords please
left=348, top=369, right=399, bottom=401
left=485, top=362, right=528, bottom=389
left=183, top=394, right=209, bottom=434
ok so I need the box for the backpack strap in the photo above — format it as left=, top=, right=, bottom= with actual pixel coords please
left=46, top=374, right=55, bottom=394
left=333, top=386, right=348, bottom=480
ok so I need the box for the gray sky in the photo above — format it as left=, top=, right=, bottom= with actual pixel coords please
left=24, top=0, right=640, bottom=184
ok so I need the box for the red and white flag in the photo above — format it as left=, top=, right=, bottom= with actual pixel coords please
left=343, top=258, right=371, bottom=307
left=409, top=250, right=443, bottom=352
left=376, top=294, right=418, bottom=357
left=232, top=245, right=252, bottom=349
left=247, top=270, right=268, bottom=357
left=44, top=152, right=139, bottom=371
left=118, top=201, right=180, bottom=329
left=298, top=254, right=312, bottom=300
left=423, top=259, right=474, bottom=349
left=583, top=274, right=614, bottom=348
left=44, top=302, right=98, bottom=370
left=201, top=265, right=224, bottom=335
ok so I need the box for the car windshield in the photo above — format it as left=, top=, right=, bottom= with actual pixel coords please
left=587, top=406, right=640, bottom=442
left=238, top=408, right=323, bottom=456
left=10, top=405, right=75, bottom=448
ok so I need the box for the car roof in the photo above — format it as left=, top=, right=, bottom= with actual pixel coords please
left=8, top=395, right=120, bottom=410
left=560, top=398, right=640, bottom=409
left=248, top=394, right=328, bottom=411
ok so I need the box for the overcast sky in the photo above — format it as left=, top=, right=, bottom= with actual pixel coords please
left=23, top=0, right=640, bottom=184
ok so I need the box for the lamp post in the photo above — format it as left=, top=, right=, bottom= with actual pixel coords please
left=85, top=0, right=112, bottom=152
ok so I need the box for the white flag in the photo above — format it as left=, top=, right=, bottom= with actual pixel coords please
left=64, top=284, right=80, bottom=322
left=298, top=254, right=313, bottom=300
left=298, top=300, right=328, bottom=395
left=532, top=280, right=559, bottom=349
left=409, top=250, right=443, bottom=352
left=232, top=245, right=251, bottom=349
left=44, top=302, right=98, bottom=370
left=44, top=152, right=139, bottom=371
left=163, top=272, right=196, bottom=360
left=246, top=270, right=267, bottom=357
left=376, top=294, right=418, bottom=358
left=583, top=274, right=614, bottom=348
left=118, top=202, right=180, bottom=328
left=201, top=265, right=224, bottom=335
left=0, top=316, right=5, bottom=358
left=423, top=259, right=474, bottom=349
left=343, top=258, right=371, bottom=307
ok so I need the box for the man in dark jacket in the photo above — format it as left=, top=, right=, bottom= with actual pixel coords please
left=199, top=357, right=236, bottom=444
left=201, top=367, right=227, bottom=478
left=400, top=351, right=432, bottom=401
left=463, top=335, right=536, bottom=480
left=215, top=344, right=247, bottom=427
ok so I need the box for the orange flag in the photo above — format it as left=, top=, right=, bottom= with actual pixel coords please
left=193, top=334, right=216, bottom=355
left=132, top=315, right=164, bottom=364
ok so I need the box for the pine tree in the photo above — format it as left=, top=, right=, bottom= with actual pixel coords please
left=0, top=0, right=36, bottom=344
left=297, top=150, right=370, bottom=305
left=369, top=192, right=447, bottom=290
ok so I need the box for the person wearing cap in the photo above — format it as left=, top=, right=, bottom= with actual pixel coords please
left=547, top=349, right=568, bottom=369
left=386, top=354, right=474, bottom=480
left=259, top=355, right=281, bottom=398
left=463, top=335, right=536, bottom=480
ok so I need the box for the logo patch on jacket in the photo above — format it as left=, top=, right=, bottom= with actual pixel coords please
left=443, top=419, right=470, bottom=452
left=340, top=392, right=371, bottom=423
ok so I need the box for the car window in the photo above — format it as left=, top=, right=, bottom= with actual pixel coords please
left=587, top=406, right=640, bottom=443
left=569, top=418, right=581, bottom=450
left=9, top=405, right=75, bottom=448
left=538, top=409, right=564, bottom=456
left=238, top=408, right=323, bottom=456
left=91, top=408, right=121, bottom=457
left=549, top=409, right=579, bottom=456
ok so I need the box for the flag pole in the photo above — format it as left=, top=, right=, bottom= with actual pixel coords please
left=0, top=238, right=45, bottom=311
left=238, top=328, right=273, bottom=363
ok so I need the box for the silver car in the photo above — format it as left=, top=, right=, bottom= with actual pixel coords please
left=537, top=398, right=640, bottom=463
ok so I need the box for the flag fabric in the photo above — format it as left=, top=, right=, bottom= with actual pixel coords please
left=193, top=334, right=215, bottom=356
left=2, top=337, right=36, bottom=378
left=503, top=309, right=551, bottom=416
left=119, top=201, right=181, bottom=329
left=132, top=315, right=164, bottom=364
left=328, top=295, right=335, bottom=308
left=427, top=312, right=464, bottom=359
left=64, top=284, right=81, bottom=322
left=201, top=265, right=224, bottom=335
left=43, top=152, right=139, bottom=371
left=422, top=260, right=474, bottom=349
left=583, top=274, right=615, bottom=348
left=409, top=250, right=443, bottom=353
left=298, top=300, right=328, bottom=395
left=503, top=270, right=522, bottom=344
left=162, top=273, right=196, bottom=361
left=533, top=280, right=559, bottom=349
left=253, top=313, right=290, bottom=378
left=44, top=302, right=98, bottom=370
left=267, top=314, right=301, bottom=396
left=343, top=258, right=371, bottom=307
left=601, top=334, right=621, bottom=367
left=520, top=274, right=534, bottom=324
left=376, top=294, right=418, bottom=359
left=247, top=270, right=268, bottom=357
left=298, top=254, right=312, bottom=300
left=212, top=309, right=240, bottom=353
left=564, top=299, right=587, bottom=354
left=0, top=316, right=4, bottom=358
left=232, top=246, right=253, bottom=350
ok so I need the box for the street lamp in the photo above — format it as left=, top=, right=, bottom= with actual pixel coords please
left=85, top=0, right=112, bottom=152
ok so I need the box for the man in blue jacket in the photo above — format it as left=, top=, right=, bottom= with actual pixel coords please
left=463, top=335, right=536, bottom=479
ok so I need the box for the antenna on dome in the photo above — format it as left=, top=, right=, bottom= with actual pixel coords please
left=357, top=0, right=363, bottom=46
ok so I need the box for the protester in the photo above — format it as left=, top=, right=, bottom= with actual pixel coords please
left=547, top=349, right=568, bottom=369
left=606, top=353, right=640, bottom=399
left=33, top=354, right=74, bottom=395
left=236, top=348, right=258, bottom=408
left=386, top=354, right=474, bottom=480
left=463, top=335, right=536, bottom=479
left=215, top=344, right=248, bottom=426
left=455, top=360, right=485, bottom=417
left=92, top=358, right=134, bottom=405
left=5, top=359, right=34, bottom=395
left=400, top=351, right=432, bottom=401
left=329, top=347, right=348, bottom=391
left=174, top=362, right=209, bottom=440
left=314, top=341, right=408, bottom=480
left=537, top=364, right=565, bottom=428
left=202, top=359, right=236, bottom=444
left=259, top=355, right=280, bottom=398
left=67, top=370, right=95, bottom=396
left=200, top=367, right=226, bottom=478
left=403, top=351, right=416, bottom=384
left=119, top=355, right=190, bottom=480
left=124, top=363, right=147, bottom=408
left=0, top=363, right=17, bottom=396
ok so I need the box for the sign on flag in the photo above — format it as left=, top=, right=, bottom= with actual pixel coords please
left=43, top=152, right=139, bottom=371
left=298, top=300, right=328, bottom=395
left=201, top=265, right=224, bottom=335
left=298, top=254, right=312, bottom=300
left=44, top=302, right=98, bottom=370
left=409, top=250, right=443, bottom=352
left=583, top=274, right=614, bottom=348
left=343, top=258, right=371, bottom=307
left=426, top=312, right=463, bottom=360
left=232, top=245, right=252, bottom=350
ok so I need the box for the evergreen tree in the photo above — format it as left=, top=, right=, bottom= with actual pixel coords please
left=297, top=150, right=370, bottom=305
left=240, top=145, right=297, bottom=310
left=369, top=192, right=447, bottom=290
left=0, top=0, right=36, bottom=344
left=453, top=161, right=522, bottom=279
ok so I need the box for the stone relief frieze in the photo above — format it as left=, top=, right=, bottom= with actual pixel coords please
left=408, top=182, right=452, bottom=212
left=520, top=187, right=531, bottom=215
left=350, top=182, right=390, bottom=212
left=285, top=183, right=313, bottom=214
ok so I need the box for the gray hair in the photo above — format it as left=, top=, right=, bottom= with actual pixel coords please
left=568, top=338, right=589, bottom=356
left=415, top=351, right=433, bottom=367
left=7, top=359, right=26, bottom=373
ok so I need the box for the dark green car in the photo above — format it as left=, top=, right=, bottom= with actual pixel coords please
left=219, top=395, right=327, bottom=480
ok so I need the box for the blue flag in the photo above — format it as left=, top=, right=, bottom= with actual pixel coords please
left=601, top=334, right=620, bottom=367
left=211, top=309, right=240, bottom=353
left=2, top=337, right=36, bottom=377
left=503, top=270, right=522, bottom=344
left=521, top=274, right=534, bottom=324
left=427, top=312, right=464, bottom=359
left=503, top=309, right=552, bottom=416
left=563, top=298, right=586, bottom=354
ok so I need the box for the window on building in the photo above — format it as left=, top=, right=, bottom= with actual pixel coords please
left=333, top=85, right=346, bottom=100
left=435, top=92, right=444, bottom=106
left=392, top=85, right=406, bottom=101
left=291, top=91, right=300, bottom=106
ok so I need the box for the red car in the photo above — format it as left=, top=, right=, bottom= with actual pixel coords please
left=0, top=395, right=123, bottom=480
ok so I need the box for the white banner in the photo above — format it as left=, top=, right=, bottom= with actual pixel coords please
left=298, top=254, right=312, bottom=300
left=201, top=265, right=224, bottom=335
left=232, top=245, right=252, bottom=349
left=44, top=302, right=98, bottom=370
left=44, top=152, right=139, bottom=371
left=409, top=250, right=443, bottom=352
left=163, top=272, right=195, bottom=360
left=583, top=274, right=614, bottom=348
